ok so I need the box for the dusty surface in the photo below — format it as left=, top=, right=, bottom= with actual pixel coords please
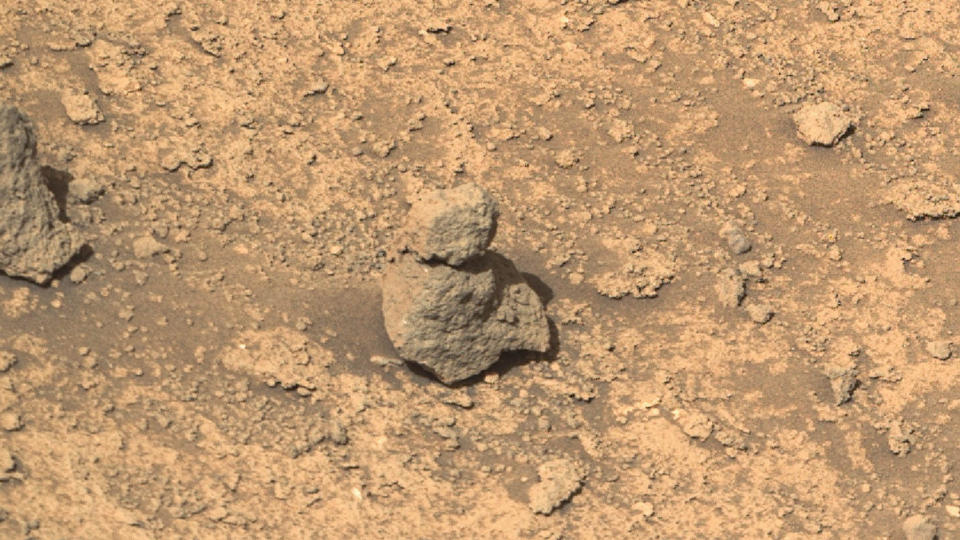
left=2, top=0, right=960, bottom=538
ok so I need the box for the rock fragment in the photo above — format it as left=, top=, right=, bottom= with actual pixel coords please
left=793, top=102, right=853, bottom=147
left=0, top=351, right=15, bottom=372
left=61, top=90, right=103, bottom=125
left=528, top=459, right=584, bottom=515
left=926, top=339, right=951, bottom=360
left=132, top=235, right=167, bottom=259
left=383, top=183, right=550, bottom=384
left=715, top=268, right=746, bottom=308
left=719, top=223, right=751, bottom=255
left=0, top=412, right=22, bottom=432
left=745, top=302, right=774, bottom=324
left=68, top=176, right=104, bottom=204
left=902, top=515, right=937, bottom=540
left=401, top=183, right=499, bottom=266
left=0, top=105, right=82, bottom=283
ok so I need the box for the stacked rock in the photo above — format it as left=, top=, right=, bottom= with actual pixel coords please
left=0, top=105, right=81, bottom=284
left=381, top=183, right=550, bottom=384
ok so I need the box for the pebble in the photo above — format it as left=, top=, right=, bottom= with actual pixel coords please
left=0, top=351, right=15, bottom=372
left=745, top=302, right=774, bottom=324
left=793, top=101, right=853, bottom=147
left=132, top=236, right=167, bottom=258
left=61, top=90, right=104, bottom=125
left=0, top=412, right=22, bottom=431
left=720, top=223, right=751, bottom=255
left=926, top=340, right=951, bottom=361
left=902, top=515, right=937, bottom=540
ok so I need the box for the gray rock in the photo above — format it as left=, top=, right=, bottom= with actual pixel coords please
left=793, top=102, right=853, bottom=147
left=382, top=252, right=549, bottom=384
left=0, top=105, right=82, bottom=283
left=402, top=183, right=499, bottom=266
left=715, top=268, right=746, bottom=308
left=902, top=515, right=937, bottom=540
left=719, top=223, right=751, bottom=255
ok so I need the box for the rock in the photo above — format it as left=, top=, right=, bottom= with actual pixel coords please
left=745, top=302, right=774, bottom=324
left=68, top=264, right=89, bottom=284
left=825, top=363, right=858, bottom=405
left=0, top=351, right=15, bottom=372
left=793, top=102, right=853, bottom=147
left=719, top=223, right=751, bottom=255
left=902, top=515, right=937, bottom=540
left=0, top=412, right=22, bottom=432
left=0, top=447, right=17, bottom=482
left=383, top=252, right=549, bottom=384
left=132, top=235, right=167, bottom=258
left=593, top=249, right=675, bottom=299
left=61, top=90, right=103, bottom=125
left=529, top=459, right=584, bottom=515
left=402, top=183, right=499, bottom=266
left=678, top=410, right=714, bottom=440
left=384, top=184, right=549, bottom=384
left=68, top=176, right=104, bottom=204
left=220, top=328, right=336, bottom=394
left=926, top=339, right=951, bottom=360
left=0, top=105, right=82, bottom=283
left=715, top=268, right=746, bottom=308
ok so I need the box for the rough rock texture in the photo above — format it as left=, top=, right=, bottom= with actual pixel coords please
left=402, top=182, right=499, bottom=266
left=383, top=184, right=549, bottom=384
left=383, top=252, right=549, bottom=384
left=902, top=515, right=937, bottom=540
left=793, top=102, right=853, bottom=146
left=593, top=249, right=676, bottom=299
left=528, top=458, right=584, bottom=515
left=0, top=105, right=81, bottom=283
left=61, top=90, right=103, bottom=125
left=719, top=223, right=751, bottom=255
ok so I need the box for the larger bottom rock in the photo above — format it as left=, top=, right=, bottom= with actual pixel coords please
left=382, top=252, right=549, bottom=384
left=0, top=105, right=81, bottom=283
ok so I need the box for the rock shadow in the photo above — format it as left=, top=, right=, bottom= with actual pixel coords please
left=40, top=165, right=72, bottom=223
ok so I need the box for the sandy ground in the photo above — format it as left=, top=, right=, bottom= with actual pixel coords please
left=2, top=0, right=960, bottom=538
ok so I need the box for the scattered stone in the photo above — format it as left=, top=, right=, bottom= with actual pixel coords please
left=383, top=184, right=550, bottom=384
left=720, top=223, right=751, bottom=255
left=61, top=90, right=103, bottom=125
left=926, top=340, right=952, bottom=360
left=68, top=264, right=89, bottom=284
left=593, top=250, right=675, bottom=299
left=68, top=176, right=104, bottom=204
left=0, top=412, right=22, bottom=432
left=793, top=102, right=853, bottom=147
left=528, top=459, right=584, bottom=515
left=745, top=302, right=774, bottom=324
left=678, top=410, right=714, bottom=440
left=887, top=420, right=914, bottom=455
left=0, top=351, right=15, bottom=372
left=132, top=235, right=167, bottom=258
left=715, top=268, right=746, bottom=308
left=369, top=354, right=403, bottom=367
left=902, top=515, right=937, bottom=540
left=0, top=449, right=13, bottom=472
left=221, top=328, right=335, bottom=394
left=885, top=181, right=960, bottom=221
left=0, top=448, right=17, bottom=482
left=825, top=364, right=859, bottom=405
left=401, top=183, right=499, bottom=266
left=0, top=105, right=82, bottom=283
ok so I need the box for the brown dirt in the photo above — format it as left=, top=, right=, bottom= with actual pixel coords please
left=1, top=1, right=960, bottom=538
